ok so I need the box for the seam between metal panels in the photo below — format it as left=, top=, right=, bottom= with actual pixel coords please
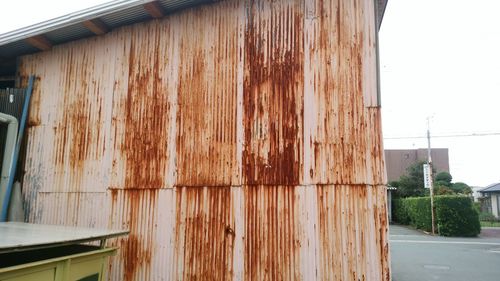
left=38, top=191, right=108, bottom=194
left=105, top=184, right=389, bottom=188
left=103, top=185, right=388, bottom=189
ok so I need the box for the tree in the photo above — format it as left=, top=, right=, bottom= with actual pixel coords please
left=435, top=171, right=452, bottom=187
left=393, top=161, right=428, bottom=198
left=435, top=185, right=454, bottom=195
left=451, top=182, right=472, bottom=195
left=391, top=161, right=472, bottom=198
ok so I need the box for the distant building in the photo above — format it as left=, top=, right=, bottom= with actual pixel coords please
left=385, top=148, right=450, bottom=182
left=471, top=186, right=484, bottom=202
left=480, top=183, right=500, bottom=218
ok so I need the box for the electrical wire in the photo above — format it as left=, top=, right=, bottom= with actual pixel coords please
left=384, top=132, right=500, bottom=140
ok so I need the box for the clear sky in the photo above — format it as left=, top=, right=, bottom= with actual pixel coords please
left=1, top=0, right=499, bottom=187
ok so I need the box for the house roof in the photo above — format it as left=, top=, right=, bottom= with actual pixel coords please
left=480, top=183, right=500, bottom=193
left=0, top=0, right=388, bottom=61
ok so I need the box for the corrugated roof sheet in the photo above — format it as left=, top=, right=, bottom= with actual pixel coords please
left=0, top=0, right=216, bottom=59
left=0, top=0, right=388, bottom=60
left=481, top=183, right=500, bottom=193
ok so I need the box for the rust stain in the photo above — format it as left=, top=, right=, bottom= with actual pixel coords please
left=174, top=186, right=235, bottom=280
left=317, top=185, right=370, bottom=280
left=244, top=185, right=299, bottom=280
left=307, top=0, right=376, bottom=185
left=316, top=185, right=386, bottom=281
left=110, top=189, right=158, bottom=281
left=175, top=1, right=241, bottom=186
left=375, top=185, right=391, bottom=281
left=21, top=75, right=42, bottom=127
left=243, top=0, right=304, bottom=185
left=120, top=25, right=170, bottom=189
left=48, top=46, right=106, bottom=190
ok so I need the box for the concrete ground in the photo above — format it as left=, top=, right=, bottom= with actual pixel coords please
left=390, top=224, right=500, bottom=281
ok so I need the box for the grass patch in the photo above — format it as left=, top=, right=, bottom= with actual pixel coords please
left=480, top=221, right=500, bottom=227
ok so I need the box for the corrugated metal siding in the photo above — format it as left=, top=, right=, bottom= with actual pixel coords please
left=108, top=189, right=172, bottom=281
left=302, top=0, right=382, bottom=186
left=109, top=22, right=173, bottom=190
left=244, top=185, right=301, bottom=280
left=19, top=0, right=390, bottom=280
left=243, top=0, right=304, bottom=186
left=174, top=186, right=236, bottom=280
left=174, top=2, right=244, bottom=186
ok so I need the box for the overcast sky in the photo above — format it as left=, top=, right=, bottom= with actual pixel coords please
left=1, top=0, right=499, bottom=187
left=380, top=0, right=500, bottom=186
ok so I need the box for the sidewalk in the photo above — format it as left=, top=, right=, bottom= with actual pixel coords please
left=480, top=227, right=500, bottom=238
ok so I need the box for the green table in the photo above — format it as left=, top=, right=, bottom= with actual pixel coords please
left=0, top=223, right=128, bottom=281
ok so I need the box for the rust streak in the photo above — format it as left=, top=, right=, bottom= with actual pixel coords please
left=121, top=25, right=169, bottom=189
left=243, top=0, right=304, bottom=186
left=174, top=187, right=234, bottom=280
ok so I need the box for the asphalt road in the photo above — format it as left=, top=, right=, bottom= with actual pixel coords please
left=390, top=225, right=500, bottom=281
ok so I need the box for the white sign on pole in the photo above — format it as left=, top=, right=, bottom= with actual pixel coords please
left=423, top=164, right=432, bottom=189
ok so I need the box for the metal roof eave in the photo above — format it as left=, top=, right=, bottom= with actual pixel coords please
left=0, top=0, right=388, bottom=60
left=480, top=183, right=500, bottom=193
left=377, top=0, right=388, bottom=30
left=0, top=0, right=163, bottom=46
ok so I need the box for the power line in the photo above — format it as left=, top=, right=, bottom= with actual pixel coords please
left=384, top=132, right=500, bottom=140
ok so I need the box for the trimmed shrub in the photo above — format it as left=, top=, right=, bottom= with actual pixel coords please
left=435, top=196, right=480, bottom=237
left=392, top=195, right=480, bottom=237
left=393, top=199, right=410, bottom=225
left=405, top=197, right=432, bottom=232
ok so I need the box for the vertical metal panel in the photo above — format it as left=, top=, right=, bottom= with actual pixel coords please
left=174, top=1, right=245, bottom=186
left=174, top=186, right=236, bottom=280
left=363, top=0, right=379, bottom=107
left=110, top=22, right=173, bottom=190
left=243, top=0, right=304, bottom=186
left=18, top=0, right=390, bottom=280
left=28, top=191, right=110, bottom=228
left=108, top=189, right=176, bottom=281
left=365, top=108, right=387, bottom=185
left=316, top=185, right=390, bottom=280
left=244, top=185, right=302, bottom=280
left=18, top=35, right=117, bottom=194
left=303, top=0, right=383, bottom=186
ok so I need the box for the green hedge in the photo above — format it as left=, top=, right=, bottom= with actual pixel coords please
left=393, top=199, right=410, bottom=225
left=393, top=195, right=480, bottom=237
left=406, top=197, right=433, bottom=231
left=435, top=196, right=481, bottom=237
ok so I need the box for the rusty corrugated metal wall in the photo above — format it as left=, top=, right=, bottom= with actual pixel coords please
left=18, top=0, right=389, bottom=280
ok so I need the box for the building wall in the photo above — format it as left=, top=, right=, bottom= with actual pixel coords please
left=18, top=0, right=389, bottom=280
left=385, top=148, right=450, bottom=182
left=492, top=194, right=500, bottom=218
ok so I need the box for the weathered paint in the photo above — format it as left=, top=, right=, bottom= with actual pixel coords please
left=19, top=0, right=390, bottom=280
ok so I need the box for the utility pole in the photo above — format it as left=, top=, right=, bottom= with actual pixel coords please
left=426, top=117, right=436, bottom=235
